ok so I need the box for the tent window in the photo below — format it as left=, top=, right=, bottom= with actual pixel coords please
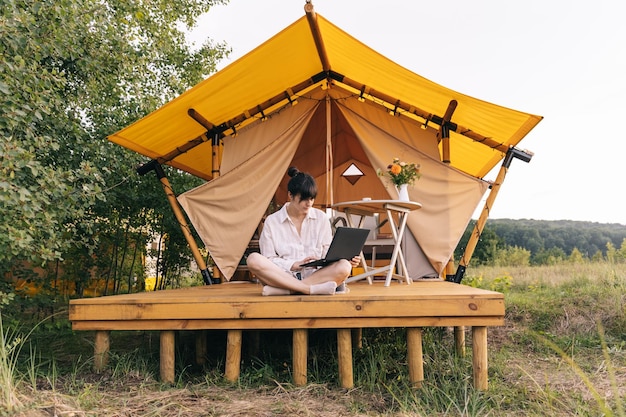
left=341, top=163, right=364, bottom=185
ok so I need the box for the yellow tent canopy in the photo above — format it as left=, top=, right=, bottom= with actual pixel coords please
left=110, top=7, right=541, bottom=181
left=109, top=4, right=542, bottom=282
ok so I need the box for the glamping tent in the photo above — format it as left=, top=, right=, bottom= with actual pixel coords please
left=109, top=3, right=542, bottom=283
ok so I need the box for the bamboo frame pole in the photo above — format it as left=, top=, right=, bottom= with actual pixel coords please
left=137, top=73, right=505, bottom=180
left=453, top=162, right=508, bottom=283
left=152, top=163, right=216, bottom=285
left=305, top=2, right=331, bottom=72
left=452, top=148, right=532, bottom=283
left=439, top=100, right=458, bottom=164
left=187, top=109, right=222, bottom=179
left=330, top=73, right=511, bottom=154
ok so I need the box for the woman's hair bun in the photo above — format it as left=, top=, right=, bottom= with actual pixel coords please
left=287, top=166, right=300, bottom=178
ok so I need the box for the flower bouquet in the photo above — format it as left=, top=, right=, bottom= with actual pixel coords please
left=378, top=158, right=421, bottom=187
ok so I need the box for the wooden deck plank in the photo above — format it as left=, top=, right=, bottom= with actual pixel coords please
left=69, top=298, right=503, bottom=321
left=71, top=316, right=504, bottom=331
left=69, top=281, right=502, bottom=304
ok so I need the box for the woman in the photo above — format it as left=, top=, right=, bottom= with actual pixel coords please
left=246, top=167, right=359, bottom=295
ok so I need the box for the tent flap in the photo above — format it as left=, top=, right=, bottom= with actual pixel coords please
left=178, top=99, right=319, bottom=279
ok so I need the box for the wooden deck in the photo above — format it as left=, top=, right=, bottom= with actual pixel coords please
left=69, top=280, right=504, bottom=389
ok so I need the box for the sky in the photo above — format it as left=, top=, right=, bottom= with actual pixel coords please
left=187, top=0, right=626, bottom=225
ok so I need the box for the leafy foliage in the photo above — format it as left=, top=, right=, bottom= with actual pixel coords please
left=1, top=0, right=229, bottom=294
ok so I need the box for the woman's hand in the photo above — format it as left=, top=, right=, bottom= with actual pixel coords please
left=293, top=257, right=317, bottom=271
left=349, top=256, right=361, bottom=267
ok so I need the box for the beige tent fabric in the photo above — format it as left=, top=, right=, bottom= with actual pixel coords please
left=335, top=91, right=489, bottom=273
left=178, top=99, right=320, bottom=280
left=179, top=86, right=487, bottom=280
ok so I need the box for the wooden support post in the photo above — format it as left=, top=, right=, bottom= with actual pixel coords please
left=407, top=328, right=424, bottom=388
left=293, top=329, right=308, bottom=386
left=247, top=330, right=261, bottom=358
left=455, top=326, right=466, bottom=357
left=195, top=330, right=207, bottom=366
left=160, top=331, right=175, bottom=383
left=93, top=330, right=110, bottom=372
left=472, top=326, right=488, bottom=390
left=225, top=330, right=242, bottom=382
left=337, top=329, right=354, bottom=389
left=352, top=328, right=363, bottom=350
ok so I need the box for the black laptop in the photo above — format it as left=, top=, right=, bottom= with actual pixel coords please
left=301, top=227, right=370, bottom=268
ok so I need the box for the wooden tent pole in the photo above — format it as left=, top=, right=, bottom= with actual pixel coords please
left=329, top=73, right=511, bottom=154
left=139, top=161, right=217, bottom=285
left=453, top=164, right=506, bottom=284
left=325, top=93, right=333, bottom=207
left=137, top=74, right=509, bottom=180
left=439, top=100, right=458, bottom=164
left=187, top=108, right=222, bottom=179
left=451, top=148, right=532, bottom=283
left=305, top=2, right=331, bottom=73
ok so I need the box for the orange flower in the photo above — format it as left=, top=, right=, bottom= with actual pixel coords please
left=390, top=164, right=402, bottom=175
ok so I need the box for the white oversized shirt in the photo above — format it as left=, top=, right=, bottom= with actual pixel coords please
left=259, top=203, right=332, bottom=277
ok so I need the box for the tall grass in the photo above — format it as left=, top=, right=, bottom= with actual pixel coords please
left=2, top=262, right=625, bottom=415
left=0, top=313, right=44, bottom=414
left=0, top=314, right=24, bottom=413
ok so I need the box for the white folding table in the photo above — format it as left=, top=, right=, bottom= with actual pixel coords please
left=332, top=199, right=421, bottom=286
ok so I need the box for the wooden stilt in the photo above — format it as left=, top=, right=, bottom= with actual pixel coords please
left=247, top=330, right=261, bottom=358
left=337, top=329, right=353, bottom=389
left=94, top=330, right=110, bottom=372
left=472, top=326, right=488, bottom=390
left=454, top=326, right=466, bottom=357
left=160, top=331, right=175, bottom=383
left=407, top=328, right=424, bottom=388
left=351, top=328, right=363, bottom=349
left=292, top=329, right=308, bottom=386
left=195, top=330, right=207, bottom=365
left=225, top=330, right=242, bottom=382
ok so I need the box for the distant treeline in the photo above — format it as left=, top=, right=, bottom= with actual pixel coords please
left=455, top=219, right=626, bottom=266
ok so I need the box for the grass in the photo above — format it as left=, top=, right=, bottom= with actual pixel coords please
left=1, top=262, right=626, bottom=416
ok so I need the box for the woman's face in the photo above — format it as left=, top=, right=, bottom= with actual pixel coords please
left=290, top=193, right=314, bottom=215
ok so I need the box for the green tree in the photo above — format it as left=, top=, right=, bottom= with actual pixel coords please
left=618, top=238, right=626, bottom=263
left=1, top=0, right=229, bottom=289
left=568, top=247, right=586, bottom=264
left=532, top=247, right=566, bottom=265
left=605, top=241, right=617, bottom=263
left=494, top=245, right=530, bottom=267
